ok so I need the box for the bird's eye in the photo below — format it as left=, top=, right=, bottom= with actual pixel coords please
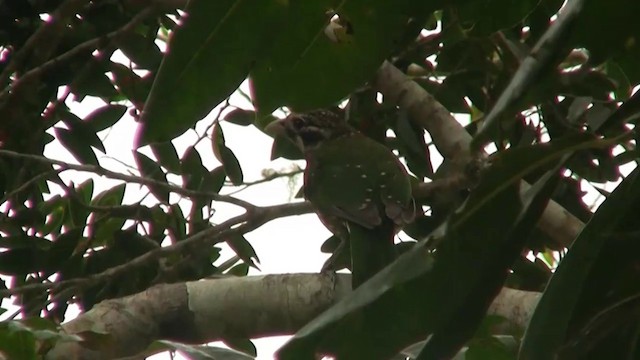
left=292, top=117, right=305, bottom=129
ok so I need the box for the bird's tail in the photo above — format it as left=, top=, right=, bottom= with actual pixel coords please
left=349, top=221, right=396, bottom=288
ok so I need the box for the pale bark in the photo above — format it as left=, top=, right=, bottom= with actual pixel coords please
left=46, top=274, right=539, bottom=360
left=373, top=61, right=585, bottom=247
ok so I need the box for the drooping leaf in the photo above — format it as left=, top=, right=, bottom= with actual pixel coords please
left=222, top=337, right=257, bottom=358
left=133, top=150, right=170, bottom=204
left=226, top=234, right=260, bottom=269
left=251, top=1, right=432, bottom=113
left=59, top=111, right=106, bottom=153
left=85, top=104, right=128, bottom=132
left=91, top=183, right=126, bottom=207
left=55, top=127, right=99, bottom=166
left=181, top=146, right=208, bottom=192
left=150, top=141, right=181, bottom=174
left=226, top=263, right=250, bottom=277
left=224, top=108, right=256, bottom=126
left=212, top=123, right=243, bottom=185
left=115, top=32, right=163, bottom=70
left=155, top=340, right=255, bottom=360
left=138, top=0, right=288, bottom=144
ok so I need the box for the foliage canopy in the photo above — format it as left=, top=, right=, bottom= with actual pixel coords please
left=0, top=0, right=639, bottom=358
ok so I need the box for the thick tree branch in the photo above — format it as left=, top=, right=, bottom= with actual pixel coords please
left=373, top=61, right=585, bottom=247
left=45, top=274, right=540, bottom=360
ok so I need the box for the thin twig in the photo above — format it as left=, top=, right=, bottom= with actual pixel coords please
left=0, top=149, right=256, bottom=209
left=0, top=201, right=313, bottom=297
left=224, top=168, right=303, bottom=196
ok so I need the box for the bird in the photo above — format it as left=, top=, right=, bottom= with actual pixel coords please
left=266, top=109, right=414, bottom=288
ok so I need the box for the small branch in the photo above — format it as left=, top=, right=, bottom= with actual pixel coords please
left=0, top=149, right=255, bottom=210
left=0, top=202, right=314, bottom=297
left=240, top=168, right=303, bottom=186
left=225, top=168, right=303, bottom=196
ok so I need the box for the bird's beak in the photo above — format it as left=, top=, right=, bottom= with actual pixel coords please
left=264, top=118, right=288, bottom=138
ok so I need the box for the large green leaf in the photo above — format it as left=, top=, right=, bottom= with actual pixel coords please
left=250, top=1, right=432, bottom=114
left=138, top=0, right=287, bottom=144
left=520, top=166, right=640, bottom=359
left=212, top=123, right=243, bottom=185
left=277, top=133, right=603, bottom=359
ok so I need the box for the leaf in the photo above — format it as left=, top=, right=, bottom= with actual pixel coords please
left=115, top=32, right=163, bottom=70
left=156, top=340, right=255, bottom=360
left=91, top=183, right=126, bottom=207
left=472, top=0, right=586, bottom=147
left=150, top=141, right=181, bottom=173
left=394, top=112, right=433, bottom=178
left=66, top=179, right=94, bottom=228
left=418, top=163, right=561, bottom=359
left=0, top=246, right=50, bottom=275
left=250, top=1, right=433, bottom=113
left=168, top=204, right=187, bottom=241
left=0, top=322, right=38, bottom=360
left=59, top=111, right=106, bottom=152
left=212, top=123, right=244, bottom=185
left=568, top=0, right=640, bottom=63
left=520, top=166, right=640, bottom=359
left=226, top=234, right=260, bottom=269
left=133, top=150, right=170, bottom=204
left=45, top=228, right=82, bottom=274
left=181, top=146, right=208, bottom=192
left=138, top=0, right=288, bottom=144
left=55, top=127, right=99, bottom=166
left=85, top=104, right=128, bottom=132
left=224, top=108, right=256, bottom=126
left=70, top=59, right=118, bottom=101
left=223, top=337, right=257, bottom=357
left=226, top=263, right=250, bottom=277
left=110, top=63, right=152, bottom=107
left=208, top=167, right=227, bottom=194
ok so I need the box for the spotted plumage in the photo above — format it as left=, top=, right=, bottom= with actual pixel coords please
left=266, top=109, right=414, bottom=288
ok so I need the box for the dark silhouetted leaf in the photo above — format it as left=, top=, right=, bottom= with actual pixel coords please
left=151, top=141, right=181, bottom=174
left=138, top=0, right=287, bottom=144
left=55, top=127, right=99, bottom=166
left=212, top=123, right=243, bottom=185
left=133, top=150, right=170, bottom=204
left=226, top=234, right=260, bottom=269
left=85, top=104, right=128, bottom=132
left=224, top=108, right=256, bottom=126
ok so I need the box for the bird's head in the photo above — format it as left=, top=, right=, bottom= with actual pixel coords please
left=265, top=109, right=354, bottom=152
